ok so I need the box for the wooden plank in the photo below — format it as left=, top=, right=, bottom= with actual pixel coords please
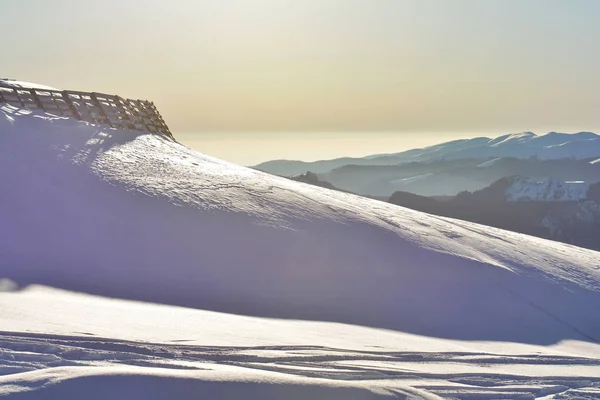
left=90, top=93, right=111, bottom=126
left=31, top=90, right=44, bottom=110
left=64, top=90, right=95, bottom=98
left=14, top=89, right=25, bottom=107
left=62, top=92, right=82, bottom=120
left=115, top=96, right=136, bottom=129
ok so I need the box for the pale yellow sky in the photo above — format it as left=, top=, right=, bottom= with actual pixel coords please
left=3, top=0, right=600, bottom=164
left=178, top=131, right=467, bottom=165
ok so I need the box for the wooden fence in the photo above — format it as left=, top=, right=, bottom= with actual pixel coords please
left=0, top=81, right=173, bottom=140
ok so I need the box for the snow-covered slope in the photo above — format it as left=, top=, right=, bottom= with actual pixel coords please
left=2, top=103, right=600, bottom=398
left=506, top=176, right=589, bottom=202
left=2, top=285, right=600, bottom=400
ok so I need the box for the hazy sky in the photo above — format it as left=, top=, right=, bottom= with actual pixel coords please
left=3, top=0, right=600, bottom=165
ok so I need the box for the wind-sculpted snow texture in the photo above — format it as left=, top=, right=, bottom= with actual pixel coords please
left=1, top=104, right=600, bottom=398
left=1, top=286, right=600, bottom=399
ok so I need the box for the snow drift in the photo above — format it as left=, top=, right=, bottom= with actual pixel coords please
left=0, top=79, right=59, bottom=91
left=2, top=102, right=600, bottom=398
left=1, top=103, right=600, bottom=344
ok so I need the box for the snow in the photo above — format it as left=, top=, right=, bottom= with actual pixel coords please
left=436, top=131, right=600, bottom=161
left=0, top=79, right=59, bottom=91
left=488, top=131, right=536, bottom=147
left=505, top=176, right=589, bottom=202
left=390, top=173, right=433, bottom=185
left=477, top=157, right=502, bottom=168
left=360, top=131, right=600, bottom=164
left=2, top=102, right=600, bottom=399
left=255, top=131, right=600, bottom=176
left=2, top=285, right=600, bottom=400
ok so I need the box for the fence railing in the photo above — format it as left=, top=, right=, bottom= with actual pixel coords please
left=0, top=82, right=173, bottom=140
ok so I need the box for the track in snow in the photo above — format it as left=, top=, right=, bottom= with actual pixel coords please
left=1, top=331, right=600, bottom=399
left=3, top=103, right=600, bottom=399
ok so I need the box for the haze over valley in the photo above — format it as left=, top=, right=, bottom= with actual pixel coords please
left=3, top=1, right=600, bottom=399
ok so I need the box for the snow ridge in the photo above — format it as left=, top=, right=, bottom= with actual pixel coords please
left=0, top=78, right=59, bottom=91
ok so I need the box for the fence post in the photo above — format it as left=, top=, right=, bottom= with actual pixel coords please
left=31, top=90, right=44, bottom=111
left=90, top=93, right=111, bottom=127
left=62, top=92, right=82, bottom=120
left=115, top=96, right=135, bottom=129
left=14, top=89, right=25, bottom=108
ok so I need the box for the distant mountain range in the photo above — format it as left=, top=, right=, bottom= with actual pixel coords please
left=389, top=176, right=600, bottom=252
left=257, top=132, right=600, bottom=251
left=322, top=157, right=600, bottom=197
left=254, top=131, right=600, bottom=176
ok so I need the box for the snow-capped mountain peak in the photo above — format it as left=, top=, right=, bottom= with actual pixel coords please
left=488, top=131, right=536, bottom=147
left=255, top=131, right=600, bottom=176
